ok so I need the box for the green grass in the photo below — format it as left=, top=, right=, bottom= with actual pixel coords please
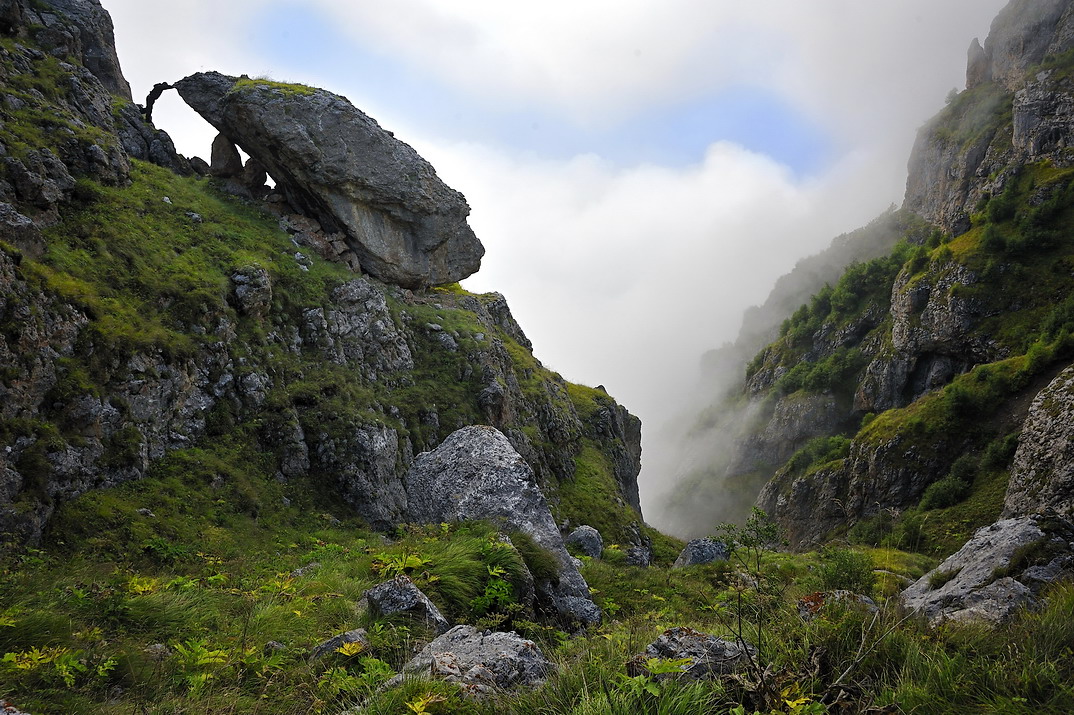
left=554, top=444, right=641, bottom=549
left=231, top=77, right=319, bottom=97
left=6, top=473, right=1073, bottom=715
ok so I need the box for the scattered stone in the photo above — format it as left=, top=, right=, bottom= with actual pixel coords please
left=310, top=628, right=369, bottom=660
left=290, top=562, right=320, bottom=578
left=363, top=574, right=450, bottom=634
left=901, top=514, right=1074, bottom=626
left=263, top=641, right=286, bottom=653
left=796, top=590, right=878, bottom=622
left=392, top=625, right=553, bottom=694
left=184, top=211, right=203, bottom=223
left=435, top=331, right=458, bottom=352
left=174, top=71, right=484, bottom=288
left=230, top=265, right=272, bottom=318
left=404, top=426, right=600, bottom=624
left=143, top=643, right=171, bottom=661
left=627, top=627, right=755, bottom=679
left=135, top=507, right=155, bottom=518
left=625, top=544, right=651, bottom=567
left=673, top=538, right=728, bottom=568
left=1, top=700, right=33, bottom=715
left=565, top=525, right=603, bottom=559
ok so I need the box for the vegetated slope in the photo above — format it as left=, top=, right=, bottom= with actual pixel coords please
left=0, top=10, right=649, bottom=554
left=671, top=0, right=1074, bottom=550
left=661, top=210, right=926, bottom=535
left=3, top=2, right=1074, bottom=714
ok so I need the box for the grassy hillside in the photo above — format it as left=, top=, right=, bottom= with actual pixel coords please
left=5, top=472, right=1074, bottom=713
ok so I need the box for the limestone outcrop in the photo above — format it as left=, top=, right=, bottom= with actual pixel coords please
left=173, top=72, right=484, bottom=288
left=905, top=0, right=1074, bottom=236
left=404, top=426, right=601, bottom=624
left=901, top=515, right=1074, bottom=625
left=392, top=625, right=553, bottom=694
left=1004, top=364, right=1074, bottom=517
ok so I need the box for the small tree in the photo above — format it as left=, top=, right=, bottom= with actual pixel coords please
left=711, top=507, right=788, bottom=705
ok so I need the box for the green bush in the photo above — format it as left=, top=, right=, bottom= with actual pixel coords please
left=816, top=547, right=876, bottom=595
left=919, top=475, right=971, bottom=511
left=783, top=435, right=852, bottom=478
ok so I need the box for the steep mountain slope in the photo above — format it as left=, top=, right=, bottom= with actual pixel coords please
left=672, top=0, right=1074, bottom=552
left=0, top=0, right=647, bottom=557
left=5, top=1, right=1074, bottom=713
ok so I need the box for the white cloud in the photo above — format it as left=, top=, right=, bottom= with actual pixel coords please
left=101, top=0, right=1010, bottom=522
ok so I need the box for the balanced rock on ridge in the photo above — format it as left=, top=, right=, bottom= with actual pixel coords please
left=173, top=72, right=484, bottom=288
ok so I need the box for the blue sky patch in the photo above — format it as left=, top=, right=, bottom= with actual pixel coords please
left=249, top=3, right=831, bottom=174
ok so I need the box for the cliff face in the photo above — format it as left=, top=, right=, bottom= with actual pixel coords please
left=0, top=0, right=644, bottom=550
left=663, top=0, right=1074, bottom=549
left=905, top=0, right=1074, bottom=236
left=750, top=0, right=1074, bottom=548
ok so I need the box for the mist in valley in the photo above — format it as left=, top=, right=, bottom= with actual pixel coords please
left=105, top=0, right=1008, bottom=536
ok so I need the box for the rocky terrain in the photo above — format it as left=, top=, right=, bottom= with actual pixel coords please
left=0, top=0, right=648, bottom=576
left=3, top=0, right=1074, bottom=713
left=668, top=0, right=1074, bottom=566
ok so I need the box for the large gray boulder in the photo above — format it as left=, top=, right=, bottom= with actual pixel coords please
left=1004, top=364, right=1074, bottom=517
left=901, top=515, right=1074, bottom=626
left=173, top=72, right=484, bottom=288
left=363, top=575, right=450, bottom=634
left=404, top=425, right=601, bottom=624
left=673, top=538, right=728, bottom=568
left=392, top=625, right=553, bottom=694
left=627, top=627, right=755, bottom=680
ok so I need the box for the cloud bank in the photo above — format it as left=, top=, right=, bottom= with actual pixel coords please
left=106, top=0, right=1008, bottom=528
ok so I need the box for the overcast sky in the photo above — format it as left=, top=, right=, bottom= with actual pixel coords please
left=105, top=0, right=1007, bottom=520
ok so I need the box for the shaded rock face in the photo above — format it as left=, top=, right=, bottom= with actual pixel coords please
left=981, top=0, right=1074, bottom=91
left=673, top=538, right=728, bottom=568
left=901, top=515, right=1074, bottom=626
left=857, top=261, right=994, bottom=413
left=758, top=429, right=960, bottom=548
left=1004, top=364, right=1074, bottom=517
left=394, top=625, right=553, bottom=694
left=30, top=0, right=131, bottom=99
left=173, top=72, right=484, bottom=288
left=404, top=426, right=601, bottom=624
left=904, top=0, right=1074, bottom=236
left=626, top=627, right=754, bottom=680
left=363, top=575, right=450, bottom=634
left=726, top=392, right=843, bottom=481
